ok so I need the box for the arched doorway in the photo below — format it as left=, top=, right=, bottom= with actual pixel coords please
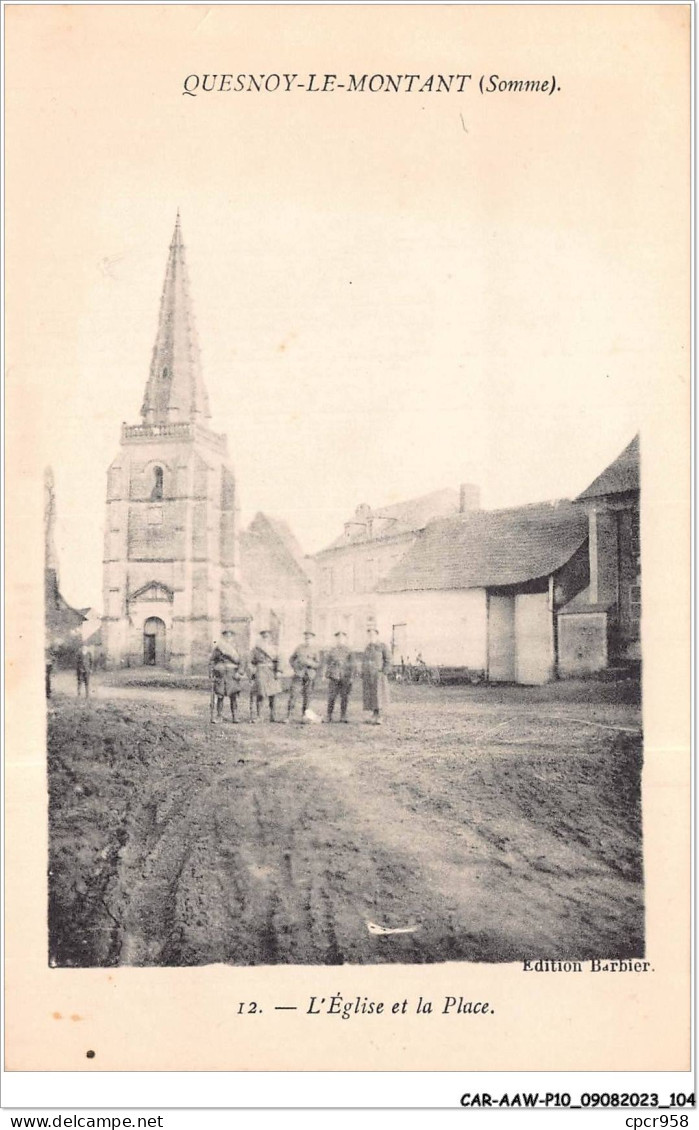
left=143, top=617, right=166, bottom=666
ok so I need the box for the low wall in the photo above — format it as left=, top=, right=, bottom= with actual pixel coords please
left=557, top=610, right=608, bottom=676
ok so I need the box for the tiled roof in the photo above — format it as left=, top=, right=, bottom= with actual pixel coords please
left=377, top=501, right=588, bottom=592
left=317, top=488, right=460, bottom=553
left=244, top=512, right=311, bottom=580
left=577, top=435, right=640, bottom=500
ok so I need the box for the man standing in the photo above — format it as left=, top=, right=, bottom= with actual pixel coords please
left=76, top=645, right=93, bottom=699
left=249, top=629, right=283, bottom=722
left=362, top=626, right=391, bottom=725
left=45, top=644, right=55, bottom=699
left=209, top=630, right=245, bottom=724
left=324, top=630, right=355, bottom=723
left=287, top=630, right=320, bottom=723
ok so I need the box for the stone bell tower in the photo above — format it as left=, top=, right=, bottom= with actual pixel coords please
left=102, top=214, right=249, bottom=672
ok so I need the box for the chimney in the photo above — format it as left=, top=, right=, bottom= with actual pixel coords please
left=459, top=483, right=480, bottom=512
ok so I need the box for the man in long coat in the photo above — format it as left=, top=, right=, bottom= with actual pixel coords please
left=45, top=644, right=55, bottom=699
left=286, top=630, right=320, bottom=722
left=362, top=627, right=392, bottom=725
left=324, top=629, right=355, bottom=723
left=249, top=629, right=283, bottom=722
left=76, top=645, right=94, bottom=699
left=209, top=630, right=245, bottom=723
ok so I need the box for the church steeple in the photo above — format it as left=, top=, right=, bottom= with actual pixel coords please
left=140, top=213, right=211, bottom=425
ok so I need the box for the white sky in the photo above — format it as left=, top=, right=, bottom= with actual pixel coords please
left=7, top=5, right=687, bottom=611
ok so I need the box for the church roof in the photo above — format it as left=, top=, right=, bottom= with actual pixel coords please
left=378, top=501, right=588, bottom=592
left=140, top=213, right=211, bottom=425
left=243, top=512, right=312, bottom=580
left=577, top=435, right=640, bottom=500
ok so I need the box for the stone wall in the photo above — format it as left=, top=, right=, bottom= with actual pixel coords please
left=558, top=610, right=608, bottom=676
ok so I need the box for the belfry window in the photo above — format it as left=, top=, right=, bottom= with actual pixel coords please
left=150, top=466, right=164, bottom=500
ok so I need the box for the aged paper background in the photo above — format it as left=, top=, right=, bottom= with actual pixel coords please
left=5, top=4, right=690, bottom=1071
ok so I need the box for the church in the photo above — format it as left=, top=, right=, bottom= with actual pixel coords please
left=102, top=215, right=311, bottom=673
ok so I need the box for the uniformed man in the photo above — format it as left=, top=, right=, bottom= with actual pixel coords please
left=324, top=630, right=355, bottom=723
left=286, top=630, right=320, bottom=723
left=209, top=630, right=245, bottom=723
left=76, top=645, right=94, bottom=699
left=45, top=644, right=55, bottom=699
left=362, top=626, right=392, bottom=725
left=249, top=629, right=283, bottom=722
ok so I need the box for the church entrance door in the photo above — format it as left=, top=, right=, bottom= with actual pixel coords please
left=143, top=617, right=166, bottom=666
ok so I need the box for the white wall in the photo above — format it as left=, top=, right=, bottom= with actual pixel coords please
left=514, top=590, right=555, bottom=685
left=375, top=589, right=488, bottom=668
left=487, top=593, right=516, bottom=681
left=313, top=534, right=417, bottom=649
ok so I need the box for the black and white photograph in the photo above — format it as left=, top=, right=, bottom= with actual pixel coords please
left=44, top=213, right=644, bottom=971
left=5, top=1, right=689, bottom=1079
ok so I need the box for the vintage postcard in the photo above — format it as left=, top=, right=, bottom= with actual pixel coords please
left=4, top=3, right=690, bottom=1074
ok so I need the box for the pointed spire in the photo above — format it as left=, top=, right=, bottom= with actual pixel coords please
left=140, top=213, right=211, bottom=425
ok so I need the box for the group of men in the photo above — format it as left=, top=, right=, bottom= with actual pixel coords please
left=209, top=626, right=392, bottom=726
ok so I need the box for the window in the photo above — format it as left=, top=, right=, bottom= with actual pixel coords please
left=150, top=466, right=164, bottom=501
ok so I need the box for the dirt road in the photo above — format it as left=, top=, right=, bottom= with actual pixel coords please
left=48, top=676, right=643, bottom=966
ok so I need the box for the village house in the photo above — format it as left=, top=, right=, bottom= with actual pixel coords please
left=312, top=485, right=480, bottom=650
left=374, top=437, right=640, bottom=685
left=375, top=499, right=590, bottom=684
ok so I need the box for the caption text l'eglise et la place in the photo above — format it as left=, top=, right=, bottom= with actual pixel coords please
left=236, top=961, right=654, bottom=1022
left=233, top=995, right=494, bottom=1019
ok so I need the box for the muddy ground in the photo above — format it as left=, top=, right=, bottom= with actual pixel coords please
left=48, top=673, right=643, bottom=966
